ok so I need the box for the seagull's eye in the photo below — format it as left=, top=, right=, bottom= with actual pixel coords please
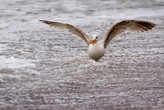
left=96, top=36, right=98, bottom=39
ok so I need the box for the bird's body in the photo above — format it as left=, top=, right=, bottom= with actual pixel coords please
left=39, top=20, right=156, bottom=61
left=88, top=41, right=105, bottom=61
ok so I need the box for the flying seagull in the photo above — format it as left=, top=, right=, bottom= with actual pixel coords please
left=39, top=20, right=156, bottom=61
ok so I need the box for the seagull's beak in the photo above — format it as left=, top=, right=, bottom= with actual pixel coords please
left=89, top=39, right=97, bottom=45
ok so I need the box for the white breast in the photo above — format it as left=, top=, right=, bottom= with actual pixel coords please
left=87, top=41, right=105, bottom=61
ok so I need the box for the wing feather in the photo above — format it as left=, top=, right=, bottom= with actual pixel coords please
left=39, top=20, right=90, bottom=45
left=103, top=20, right=156, bottom=48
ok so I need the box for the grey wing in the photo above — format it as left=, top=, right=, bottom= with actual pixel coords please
left=39, top=20, right=90, bottom=45
left=103, top=20, right=156, bottom=48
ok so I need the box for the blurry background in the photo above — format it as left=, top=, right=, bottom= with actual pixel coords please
left=0, top=0, right=164, bottom=109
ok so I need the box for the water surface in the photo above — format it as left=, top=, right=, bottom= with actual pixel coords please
left=0, top=0, right=164, bottom=109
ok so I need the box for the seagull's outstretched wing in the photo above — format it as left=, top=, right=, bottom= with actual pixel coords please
left=39, top=20, right=90, bottom=45
left=103, top=20, right=156, bottom=48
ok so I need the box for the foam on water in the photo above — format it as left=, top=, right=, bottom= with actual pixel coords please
left=0, top=56, right=35, bottom=69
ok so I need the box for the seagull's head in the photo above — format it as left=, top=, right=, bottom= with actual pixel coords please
left=92, top=34, right=98, bottom=40
left=89, top=34, right=98, bottom=45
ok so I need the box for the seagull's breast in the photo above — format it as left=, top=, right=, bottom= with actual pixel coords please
left=88, top=41, right=105, bottom=61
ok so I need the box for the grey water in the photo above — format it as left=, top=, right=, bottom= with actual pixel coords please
left=0, top=0, right=164, bottom=109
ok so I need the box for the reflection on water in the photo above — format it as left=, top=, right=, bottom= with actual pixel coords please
left=0, top=0, right=164, bottom=109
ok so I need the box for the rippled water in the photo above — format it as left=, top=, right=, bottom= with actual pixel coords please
left=0, top=0, right=164, bottom=109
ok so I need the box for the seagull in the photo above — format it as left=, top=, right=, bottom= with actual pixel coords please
left=39, top=20, right=156, bottom=61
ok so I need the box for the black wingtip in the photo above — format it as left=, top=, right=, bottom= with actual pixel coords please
left=39, top=20, right=53, bottom=25
left=138, top=21, right=156, bottom=31
left=39, top=20, right=45, bottom=23
left=39, top=20, right=51, bottom=26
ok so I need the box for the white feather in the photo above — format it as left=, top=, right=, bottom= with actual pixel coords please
left=88, top=41, right=105, bottom=61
